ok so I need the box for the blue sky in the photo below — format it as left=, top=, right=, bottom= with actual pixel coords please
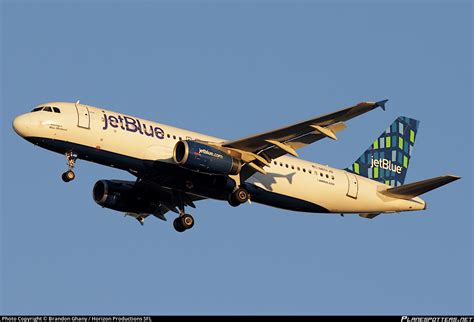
left=1, top=0, right=472, bottom=315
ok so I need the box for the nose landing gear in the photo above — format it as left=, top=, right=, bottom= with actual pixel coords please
left=62, top=151, right=77, bottom=182
left=61, top=170, right=75, bottom=182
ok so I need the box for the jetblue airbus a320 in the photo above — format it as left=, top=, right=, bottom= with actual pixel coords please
left=12, top=100, right=460, bottom=232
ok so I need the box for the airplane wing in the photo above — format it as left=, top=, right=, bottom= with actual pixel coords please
left=134, top=177, right=206, bottom=221
left=220, top=100, right=388, bottom=178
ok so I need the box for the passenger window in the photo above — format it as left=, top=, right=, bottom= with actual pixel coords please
left=297, top=167, right=300, bottom=171
left=173, top=135, right=176, bottom=140
left=309, top=170, right=312, bottom=174
left=331, top=175, right=335, bottom=180
left=303, top=168, right=306, bottom=172
left=279, top=163, right=283, bottom=167
left=291, top=165, right=294, bottom=170
left=285, top=164, right=289, bottom=168
left=320, top=173, right=323, bottom=177
left=179, top=137, right=182, bottom=140
left=274, top=161, right=277, bottom=165
left=53, top=107, right=60, bottom=113
left=43, top=106, right=52, bottom=112
left=326, top=174, right=329, bottom=178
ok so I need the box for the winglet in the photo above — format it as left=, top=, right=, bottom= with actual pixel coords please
left=375, top=99, right=389, bottom=111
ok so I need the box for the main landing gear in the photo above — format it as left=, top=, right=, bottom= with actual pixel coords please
left=228, top=187, right=250, bottom=207
left=173, top=213, right=195, bottom=233
left=62, top=151, right=77, bottom=182
left=172, top=194, right=195, bottom=232
left=172, top=184, right=249, bottom=232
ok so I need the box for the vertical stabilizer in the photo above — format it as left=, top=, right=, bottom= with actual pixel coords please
left=346, top=116, right=420, bottom=186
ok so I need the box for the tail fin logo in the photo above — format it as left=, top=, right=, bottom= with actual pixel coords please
left=345, top=116, right=420, bottom=187
left=370, top=157, right=402, bottom=174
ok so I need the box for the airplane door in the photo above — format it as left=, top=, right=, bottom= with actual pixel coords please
left=345, top=172, right=359, bottom=199
left=75, top=102, right=90, bottom=129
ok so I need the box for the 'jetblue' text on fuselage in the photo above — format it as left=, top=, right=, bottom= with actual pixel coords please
left=102, top=112, right=165, bottom=139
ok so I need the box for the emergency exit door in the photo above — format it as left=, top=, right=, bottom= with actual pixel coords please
left=345, top=172, right=359, bottom=199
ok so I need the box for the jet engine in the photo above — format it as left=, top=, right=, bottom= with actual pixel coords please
left=173, top=140, right=241, bottom=175
left=93, top=180, right=154, bottom=214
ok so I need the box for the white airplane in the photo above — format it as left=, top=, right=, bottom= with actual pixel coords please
left=12, top=100, right=459, bottom=232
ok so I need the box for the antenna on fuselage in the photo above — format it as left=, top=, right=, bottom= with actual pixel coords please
left=76, top=100, right=80, bottom=105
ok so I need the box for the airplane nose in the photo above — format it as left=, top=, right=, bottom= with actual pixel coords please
left=12, top=114, right=31, bottom=137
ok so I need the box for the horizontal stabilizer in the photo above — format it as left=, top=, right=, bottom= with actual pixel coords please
left=380, top=175, right=461, bottom=200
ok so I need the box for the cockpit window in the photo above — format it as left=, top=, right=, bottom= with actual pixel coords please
left=31, top=106, right=61, bottom=113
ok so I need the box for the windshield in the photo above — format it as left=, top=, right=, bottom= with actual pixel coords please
left=30, top=106, right=61, bottom=113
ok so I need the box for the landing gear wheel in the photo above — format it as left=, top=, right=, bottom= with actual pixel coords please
left=173, top=217, right=186, bottom=233
left=61, top=170, right=75, bottom=182
left=180, top=214, right=194, bottom=230
left=62, top=152, right=77, bottom=183
left=228, top=194, right=241, bottom=207
left=233, top=187, right=249, bottom=204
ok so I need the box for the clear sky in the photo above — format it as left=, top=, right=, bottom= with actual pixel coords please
left=1, top=0, right=472, bottom=315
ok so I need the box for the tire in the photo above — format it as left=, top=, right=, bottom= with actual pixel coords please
left=227, top=194, right=241, bottom=207
left=173, top=218, right=186, bottom=232
left=233, top=187, right=249, bottom=204
left=62, top=172, right=71, bottom=182
left=64, top=170, right=75, bottom=181
left=180, top=214, right=194, bottom=229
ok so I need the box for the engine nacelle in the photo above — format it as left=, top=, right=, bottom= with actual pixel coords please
left=93, top=180, right=151, bottom=213
left=173, top=140, right=241, bottom=175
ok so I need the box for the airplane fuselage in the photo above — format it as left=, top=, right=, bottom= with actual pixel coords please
left=13, top=102, right=426, bottom=217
